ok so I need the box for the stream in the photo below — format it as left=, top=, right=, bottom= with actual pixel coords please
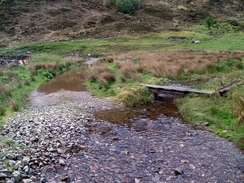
left=33, top=63, right=244, bottom=182
left=0, top=60, right=240, bottom=182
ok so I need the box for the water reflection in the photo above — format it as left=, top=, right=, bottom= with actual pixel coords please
left=95, top=98, right=183, bottom=127
left=37, top=65, right=87, bottom=94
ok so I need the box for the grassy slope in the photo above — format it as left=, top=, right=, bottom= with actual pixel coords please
left=3, top=31, right=244, bottom=55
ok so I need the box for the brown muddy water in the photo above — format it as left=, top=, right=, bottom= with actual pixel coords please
left=94, top=98, right=183, bottom=128
left=37, top=65, right=87, bottom=94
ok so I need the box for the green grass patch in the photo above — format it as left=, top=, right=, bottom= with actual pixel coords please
left=175, top=57, right=244, bottom=149
left=2, top=31, right=244, bottom=56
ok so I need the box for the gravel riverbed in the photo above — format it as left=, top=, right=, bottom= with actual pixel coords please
left=0, top=90, right=244, bottom=183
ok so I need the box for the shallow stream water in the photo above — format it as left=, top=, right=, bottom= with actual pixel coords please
left=33, top=63, right=244, bottom=182
left=37, top=65, right=87, bottom=94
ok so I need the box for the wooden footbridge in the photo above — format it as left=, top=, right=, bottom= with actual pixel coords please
left=140, top=84, right=215, bottom=97
left=141, top=80, right=242, bottom=97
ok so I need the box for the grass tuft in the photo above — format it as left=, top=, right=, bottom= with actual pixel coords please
left=232, top=96, right=244, bottom=125
left=119, top=61, right=139, bottom=81
left=0, top=106, right=6, bottom=116
left=98, top=72, right=116, bottom=89
left=10, top=100, right=19, bottom=112
left=117, top=86, right=154, bottom=107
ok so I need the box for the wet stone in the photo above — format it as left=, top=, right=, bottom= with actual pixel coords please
left=60, top=175, right=70, bottom=181
left=0, top=173, right=8, bottom=178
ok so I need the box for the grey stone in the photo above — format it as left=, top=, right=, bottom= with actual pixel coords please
left=22, top=179, right=33, bottom=183
left=0, top=172, right=8, bottom=178
left=58, top=158, right=66, bottom=166
left=12, top=170, right=20, bottom=177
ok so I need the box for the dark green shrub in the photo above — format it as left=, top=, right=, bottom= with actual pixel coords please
left=104, top=0, right=141, bottom=14
left=130, top=0, right=141, bottom=10
left=116, top=0, right=134, bottom=14
left=204, top=16, right=217, bottom=30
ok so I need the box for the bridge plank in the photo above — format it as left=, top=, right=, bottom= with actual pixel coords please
left=140, top=84, right=215, bottom=95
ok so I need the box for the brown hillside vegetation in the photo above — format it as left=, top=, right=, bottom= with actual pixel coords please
left=105, top=50, right=244, bottom=78
left=0, top=0, right=243, bottom=47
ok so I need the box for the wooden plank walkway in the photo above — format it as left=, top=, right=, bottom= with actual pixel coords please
left=140, top=84, right=215, bottom=95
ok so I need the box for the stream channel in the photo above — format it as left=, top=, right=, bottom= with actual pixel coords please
left=36, top=63, right=244, bottom=182
left=37, top=64, right=182, bottom=128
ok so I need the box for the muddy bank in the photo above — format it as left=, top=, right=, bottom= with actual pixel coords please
left=0, top=89, right=244, bottom=182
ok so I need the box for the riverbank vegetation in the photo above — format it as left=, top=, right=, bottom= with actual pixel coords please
left=0, top=53, right=83, bottom=129
left=86, top=50, right=244, bottom=150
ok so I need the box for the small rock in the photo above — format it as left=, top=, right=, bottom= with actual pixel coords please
left=135, top=178, right=140, bottom=183
left=121, top=150, right=129, bottom=155
left=7, top=154, right=15, bottom=160
left=112, top=136, right=119, bottom=140
left=90, top=165, right=99, bottom=172
left=181, top=159, right=189, bottom=164
left=0, top=172, right=8, bottom=178
left=43, top=166, right=54, bottom=174
left=12, top=170, right=21, bottom=177
left=204, top=122, right=209, bottom=126
left=189, top=163, right=195, bottom=169
left=23, top=156, right=31, bottom=163
left=8, top=160, right=16, bottom=166
left=60, top=175, right=69, bottom=181
left=0, top=169, right=8, bottom=172
left=58, top=158, right=66, bottom=166
left=57, top=148, right=65, bottom=154
left=40, top=177, right=47, bottom=183
left=174, top=167, right=184, bottom=176
left=47, top=147, right=56, bottom=152
left=22, top=179, right=33, bottom=183
left=6, top=179, right=15, bottom=183
left=23, top=165, right=29, bottom=173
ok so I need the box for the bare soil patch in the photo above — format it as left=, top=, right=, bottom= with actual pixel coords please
left=0, top=0, right=243, bottom=47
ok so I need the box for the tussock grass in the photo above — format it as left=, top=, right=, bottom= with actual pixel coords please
left=232, top=94, right=244, bottom=125
left=9, top=99, right=19, bottom=112
left=99, top=72, right=116, bottom=88
left=118, top=61, right=139, bottom=81
left=117, top=86, right=154, bottom=106
left=0, top=81, right=11, bottom=97
left=0, top=106, right=6, bottom=116
left=87, top=62, right=110, bottom=81
left=87, top=62, right=115, bottom=89
left=108, top=51, right=244, bottom=80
